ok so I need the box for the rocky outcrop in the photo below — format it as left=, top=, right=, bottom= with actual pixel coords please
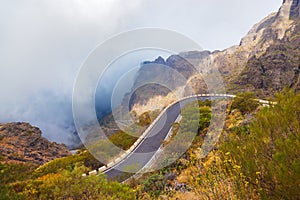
left=126, top=0, right=300, bottom=114
left=126, top=52, right=210, bottom=115
left=235, top=20, right=300, bottom=96
left=0, top=122, right=70, bottom=165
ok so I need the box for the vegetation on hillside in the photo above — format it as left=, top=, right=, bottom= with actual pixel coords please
left=221, top=90, right=300, bottom=199
left=108, top=131, right=137, bottom=150
left=105, top=111, right=159, bottom=151
left=0, top=162, right=37, bottom=200
left=11, top=166, right=133, bottom=200
left=130, top=91, right=300, bottom=199
left=32, top=150, right=103, bottom=178
left=1, top=91, right=299, bottom=199
left=0, top=158, right=134, bottom=200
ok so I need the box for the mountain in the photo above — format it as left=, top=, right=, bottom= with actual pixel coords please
left=0, top=122, right=70, bottom=165
left=1, top=2, right=299, bottom=199
left=126, top=0, right=300, bottom=114
left=235, top=23, right=300, bottom=96
left=234, top=0, right=300, bottom=96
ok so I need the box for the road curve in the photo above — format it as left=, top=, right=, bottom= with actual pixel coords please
left=92, top=94, right=273, bottom=181
left=103, top=102, right=181, bottom=180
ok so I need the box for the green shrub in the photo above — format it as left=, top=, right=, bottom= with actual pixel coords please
left=138, top=111, right=152, bottom=126
left=231, top=92, right=259, bottom=115
left=33, top=151, right=102, bottom=178
left=0, top=163, right=37, bottom=200
left=20, top=165, right=135, bottom=200
left=109, top=131, right=137, bottom=150
left=142, top=174, right=165, bottom=198
left=0, top=163, right=37, bottom=186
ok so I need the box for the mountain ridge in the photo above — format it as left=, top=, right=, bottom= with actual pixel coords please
left=126, top=0, right=300, bottom=115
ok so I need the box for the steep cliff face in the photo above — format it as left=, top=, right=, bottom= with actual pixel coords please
left=0, top=122, right=70, bottom=165
left=234, top=0, right=300, bottom=96
left=127, top=52, right=210, bottom=115
left=212, top=0, right=298, bottom=84
left=127, top=0, right=300, bottom=114
left=236, top=22, right=300, bottom=96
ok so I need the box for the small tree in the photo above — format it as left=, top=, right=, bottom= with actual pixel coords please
left=142, top=174, right=165, bottom=198
left=231, top=92, right=259, bottom=115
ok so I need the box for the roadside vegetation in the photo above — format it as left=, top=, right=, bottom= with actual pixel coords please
left=0, top=151, right=134, bottom=199
left=1, top=91, right=299, bottom=199
left=131, top=91, right=300, bottom=199
left=231, top=92, right=259, bottom=115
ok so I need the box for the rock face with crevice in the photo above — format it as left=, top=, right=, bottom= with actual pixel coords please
left=235, top=31, right=300, bottom=96
left=0, top=122, right=70, bottom=165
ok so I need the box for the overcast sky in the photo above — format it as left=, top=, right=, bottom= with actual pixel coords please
left=0, top=0, right=282, bottom=146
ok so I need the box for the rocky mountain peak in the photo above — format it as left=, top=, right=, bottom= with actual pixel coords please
left=237, top=0, right=299, bottom=58
left=154, top=56, right=166, bottom=65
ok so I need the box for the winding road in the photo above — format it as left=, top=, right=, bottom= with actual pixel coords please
left=87, top=94, right=273, bottom=181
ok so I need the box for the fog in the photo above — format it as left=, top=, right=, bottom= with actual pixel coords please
left=0, top=0, right=282, bottom=147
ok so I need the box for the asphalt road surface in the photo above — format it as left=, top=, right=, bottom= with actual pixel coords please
left=103, top=96, right=213, bottom=181
left=103, top=101, right=181, bottom=181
